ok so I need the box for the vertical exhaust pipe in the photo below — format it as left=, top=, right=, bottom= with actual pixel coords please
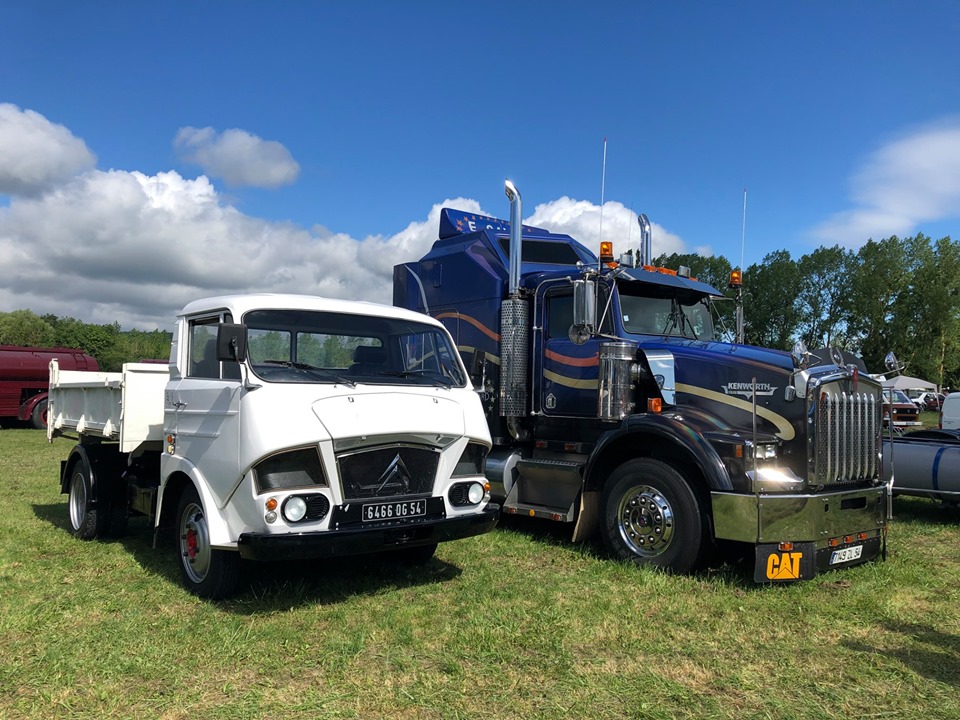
left=637, top=213, right=652, bottom=267
left=499, top=179, right=529, bottom=419
left=505, top=180, right=522, bottom=297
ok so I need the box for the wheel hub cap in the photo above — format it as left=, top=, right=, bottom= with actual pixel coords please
left=617, top=485, right=674, bottom=558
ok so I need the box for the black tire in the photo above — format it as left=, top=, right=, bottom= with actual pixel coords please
left=601, top=458, right=708, bottom=574
left=176, top=484, right=241, bottom=599
left=30, top=399, right=48, bottom=430
left=67, top=454, right=108, bottom=540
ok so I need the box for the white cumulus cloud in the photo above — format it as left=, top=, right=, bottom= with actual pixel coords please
left=174, top=126, right=300, bottom=188
left=0, top=103, right=96, bottom=195
left=812, top=118, right=960, bottom=245
left=0, top=108, right=698, bottom=331
left=528, top=196, right=695, bottom=259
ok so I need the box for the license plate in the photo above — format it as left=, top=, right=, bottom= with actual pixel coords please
left=829, top=545, right=863, bottom=565
left=362, top=499, right=426, bottom=522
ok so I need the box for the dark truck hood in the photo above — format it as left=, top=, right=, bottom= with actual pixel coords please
left=637, top=336, right=801, bottom=442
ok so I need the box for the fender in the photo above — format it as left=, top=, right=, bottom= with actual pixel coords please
left=584, top=412, right=733, bottom=492
left=158, top=454, right=236, bottom=548
left=18, top=391, right=48, bottom=422
left=60, top=444, right=119, bottom=500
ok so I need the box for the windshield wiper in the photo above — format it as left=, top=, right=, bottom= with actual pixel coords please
left=260, top=360, right=355, bottom=386
left=379, top=369, right=455, bottom=387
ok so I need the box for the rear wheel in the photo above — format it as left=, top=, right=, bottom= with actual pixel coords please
left=601, top=458, right=707, bottom=574
left=176, top=485, right=241, bottom=599
left=68, top=454, right=108, bottom=540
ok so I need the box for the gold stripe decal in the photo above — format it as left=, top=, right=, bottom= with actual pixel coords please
left=434, top=312, right=500, bottom=342
left=544, top=369, right=598, bottom=390
left=676, top=382, right=796, bottom=441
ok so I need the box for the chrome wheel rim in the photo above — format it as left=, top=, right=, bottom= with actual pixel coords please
left=179, top=501, right=211, bottom=584
left=616, top=484, right=675, bottom=558
left=69, top=470, right=87, bottom=531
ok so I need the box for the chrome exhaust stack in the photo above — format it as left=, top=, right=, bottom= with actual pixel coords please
left=637, top=213, right=652, bottom=267
left=500, top=179, right=529, bottom=418
left=505, top=179, right=523, bottom=297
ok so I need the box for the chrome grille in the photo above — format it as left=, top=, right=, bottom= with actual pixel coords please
left=813, top=386, right=880, bottom=486
left=337, top=444, right=439, bottom=501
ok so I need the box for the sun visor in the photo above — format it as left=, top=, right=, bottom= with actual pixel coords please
left=621, top=267, right=724, bottom=296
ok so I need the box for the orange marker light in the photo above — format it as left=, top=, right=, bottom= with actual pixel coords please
left=266, top=498, right=278, bottom=512
left=647, top=398, right=662, bottom=413
left=599, top=241, right=614, bottom=263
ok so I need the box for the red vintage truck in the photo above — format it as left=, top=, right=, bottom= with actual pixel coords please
left=0, top=346, right=98, bottom=428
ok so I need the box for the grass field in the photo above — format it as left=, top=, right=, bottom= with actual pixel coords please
left=1, top=429, right=959, bottom=719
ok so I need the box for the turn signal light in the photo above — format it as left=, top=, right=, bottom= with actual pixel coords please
left=265, top=497, right=278, bottom=512
left=647, top=398, right=662, bottom=413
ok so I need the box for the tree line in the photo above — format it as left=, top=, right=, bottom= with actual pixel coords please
left=659, top=232, right=960, bottom=389
left=0, top=310, right=171, bottom=372
left=2, top=231, right=958, bottom=386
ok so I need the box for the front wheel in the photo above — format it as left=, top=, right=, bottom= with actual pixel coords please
left=601, top=458, right=707, bottom=574
left=176, top=485, right=241, bottom=599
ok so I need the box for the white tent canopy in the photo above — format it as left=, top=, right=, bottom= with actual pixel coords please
left=881, top=375, right=937, bottom=392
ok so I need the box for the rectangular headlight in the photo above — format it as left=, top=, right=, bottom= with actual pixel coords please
left=254, top=447, right=327, bottom=492
left=453, top=442, right=488, bottom=477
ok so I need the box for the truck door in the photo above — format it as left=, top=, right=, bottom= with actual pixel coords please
left=538, top=288, right=603, bottom=418
left=167, top=313, right=243, bottom=507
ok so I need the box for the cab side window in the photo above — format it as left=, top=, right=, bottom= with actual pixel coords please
left=547, top=294, right=573, bottom=339
left=188, top=314, right=240, bottom=380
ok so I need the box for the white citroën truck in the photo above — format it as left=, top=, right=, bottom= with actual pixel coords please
left=48, top=294, right=499, bottom=598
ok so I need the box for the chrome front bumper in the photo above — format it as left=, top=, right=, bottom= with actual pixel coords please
left=711, top=486, right=888, bottom=544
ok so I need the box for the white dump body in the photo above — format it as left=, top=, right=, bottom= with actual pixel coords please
left=47, top=359, right=169, bottom=453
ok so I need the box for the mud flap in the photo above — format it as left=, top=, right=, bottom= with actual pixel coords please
left=572, top=490, right=600, bottom=542
left=755, top=542, right=817, bottom=582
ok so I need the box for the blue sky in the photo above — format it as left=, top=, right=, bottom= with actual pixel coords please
left=2, top=2, right=959, bottom=329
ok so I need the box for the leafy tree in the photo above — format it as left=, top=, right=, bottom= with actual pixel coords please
left=846, top=236, right=910, bottom=373
left=796, top=246, right=855, bottom=350
left=899, top=235, right=960, bottom=388
left=742, top=251, right=802, bottom=350
left=0, top=310, right=56, bottom=346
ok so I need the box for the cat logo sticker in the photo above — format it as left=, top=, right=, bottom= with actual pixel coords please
left=755, top=543, right=815, bottom=582
left=766, top=552, right=802, bottom=580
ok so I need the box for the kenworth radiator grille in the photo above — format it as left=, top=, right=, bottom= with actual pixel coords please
left=813, top=388, right=880, bottom=486
left=337, top=444, right=439, bottom=501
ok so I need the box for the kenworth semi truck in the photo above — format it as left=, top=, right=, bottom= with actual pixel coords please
left=48, top=294, right=499, bottom=598
left=394, top=182, right=889, bottom=582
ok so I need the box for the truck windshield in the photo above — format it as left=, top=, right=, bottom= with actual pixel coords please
left=243, top=309, right=466, bottom=387
left=618, top=289, right=715, bottom=340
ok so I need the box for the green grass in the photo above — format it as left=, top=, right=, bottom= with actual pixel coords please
left=1, top=429, right=959, bottom=719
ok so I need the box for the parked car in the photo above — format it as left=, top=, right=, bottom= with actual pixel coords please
left=913, top=391, right=945, bottom=412
left=884, top=428, right=960, bottom=506
left=941, top=392, right=960, bottom=430
left=882, top=388, right=922, bottom=428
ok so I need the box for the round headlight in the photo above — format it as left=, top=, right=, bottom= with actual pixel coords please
left=467, top=482, right=485, bottom=504
left=282, top=496, right=308, bottom=523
